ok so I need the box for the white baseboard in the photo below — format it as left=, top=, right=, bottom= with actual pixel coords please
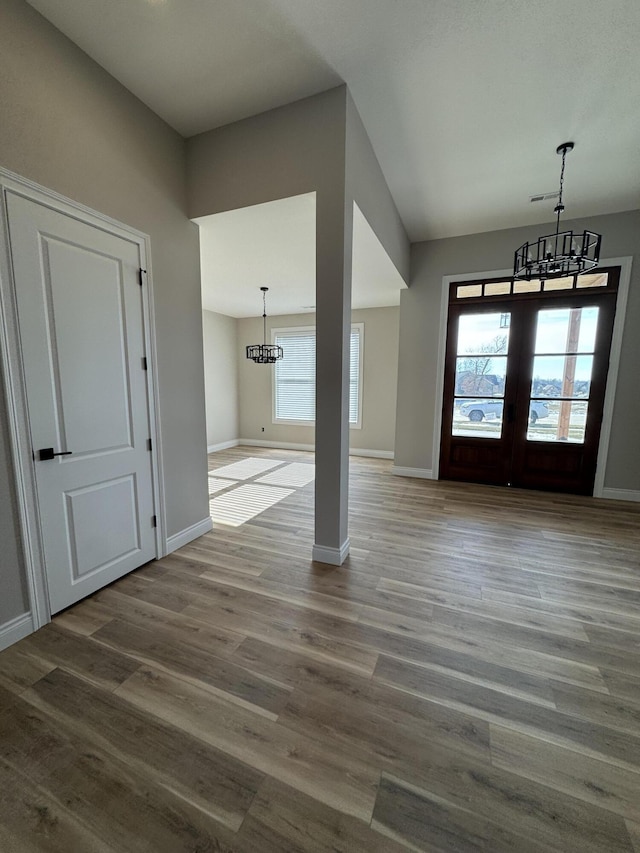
left=165, top=517, right=213, bottom=554
left=312, top=538, right=350, bottom=566
left=392, top=466, right=434, bottom=479
left=239, top=438, right=393, bottom=459
left=601, top=488, right=640, bottom=503
left=240, top=438, right=314, bottom=452
left=207, top=439, right=240, bottom=453
left=0, top=612, right=34, bottom=652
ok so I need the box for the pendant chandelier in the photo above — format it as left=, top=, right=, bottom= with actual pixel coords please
left=514, top=142, right=601, bottom=281
left=246, top=287, right=283, bottom=364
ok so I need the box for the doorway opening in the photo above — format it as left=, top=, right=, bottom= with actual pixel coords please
left=439, top=268, right=619, bottom=495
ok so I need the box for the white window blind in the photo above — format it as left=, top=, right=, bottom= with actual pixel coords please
left=273, top=325, right=363, bottom=426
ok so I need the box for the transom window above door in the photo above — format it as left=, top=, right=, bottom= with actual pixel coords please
left=455, top=270, right=611, bottom=300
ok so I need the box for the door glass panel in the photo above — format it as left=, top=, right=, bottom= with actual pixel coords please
left=453, top=398, right=505, bottom=438
left=533, top=306, right=599, bottom=354
left=531, top=355, right=594, bottom=399
left=527, top=400, right=588, bottom=443
left=543, top=277, right=573, bottom=291
left=514, top=279, right=541, bottom=293
left=452, top=313, right=510, bottom=439
left=528, top=305, right=598, bottom=445
left=577, top=272, right=608, bottom=288
left=484, top=281, right=511, bottom=296
left=457, top=283, right=482, bottom=298
left=457, top=313, right=510, bottom=355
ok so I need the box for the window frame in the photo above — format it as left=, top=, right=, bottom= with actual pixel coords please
left=271, top=323, right=364, bottom=429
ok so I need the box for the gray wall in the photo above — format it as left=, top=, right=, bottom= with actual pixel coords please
left=238, top=307, right=399, bottom=453
left=396, top=209, right=640, bottom=490
left=0, top=0, right=208, bottom=623
left=203, top=311, right=239, bottom=448
left=345, top=92, right=410, bottom=284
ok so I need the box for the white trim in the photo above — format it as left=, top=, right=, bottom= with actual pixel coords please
left=0, top=613, right=35, bottom=652
left=392, top=466, right=434, bottom=479
left=434, top=259, right=632, bottom=496
left=601, top=488, right=640, bottom=503
left=592, top=256, right=632, bottom=497
left=240, top=438, right=315, bottom=452
left=238, top=438, right=392, bottom=459
left=165, top=517, right=213, bottom=554
left=349, top=448, right=394, bottom=459
left=312, top=538, right=350, bottom=565
left=207, top=439, right=240, bottom=454
left=0, top=167, right=165, bottom=624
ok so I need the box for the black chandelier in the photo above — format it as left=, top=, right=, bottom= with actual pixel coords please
left=514, top=142, right=601, bottom=282
left=246, top=287, right=283, bottom=364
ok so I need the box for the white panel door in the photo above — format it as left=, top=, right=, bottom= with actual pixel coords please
left=6, top=192, right=156, bottom=614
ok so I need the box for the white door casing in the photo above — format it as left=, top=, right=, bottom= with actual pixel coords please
left=5, top=191, right=158, bottom=614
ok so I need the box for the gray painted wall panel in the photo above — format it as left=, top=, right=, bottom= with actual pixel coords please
left=0, top=0, right=208, bottom=623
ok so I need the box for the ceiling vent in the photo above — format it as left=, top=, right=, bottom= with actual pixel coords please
left=529, top=191, right=560, bottom=204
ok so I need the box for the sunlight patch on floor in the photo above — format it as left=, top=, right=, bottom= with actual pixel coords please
left=209, top=457, right=286, bottom=480
left=209, top=484, right=294, bottom=527
left=207, top=476, right=237, bottom=495
left=257, top=462, right=315, bottom=487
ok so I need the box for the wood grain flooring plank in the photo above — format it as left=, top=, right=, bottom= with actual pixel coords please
left=115, top=665, right=380, bottom=822
left=374, top=583, right=590, bottom=640
left=25, top=667, right=264, bottom=831
left=92, top=617, right=291, bottom=716
left=16, top=623, right=140, bottom=691
left=0, top=755, right=118, bottom=853
left=482, top=587, right=640, bottom=634
left=0, top=645, right=56, bottom=696
left=90, top=583, right=246, bottom=653
left=374, top=654, right=640, bottom=771
left=552, top=682, right=640, bottom=736
left=236, top=777, right=411, bottom=853
left=183, top=600, right=379, bottom=677
left=626, top=820, right=640, bottom=853
left=491, top=725, right=640, bottom=827
left=0, top=694, right=240, bottom=852
left=371, top=773, right=565, bottom=853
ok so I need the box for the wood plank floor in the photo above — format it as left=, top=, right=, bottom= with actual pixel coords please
left=1, top=446, right=640, bottom=851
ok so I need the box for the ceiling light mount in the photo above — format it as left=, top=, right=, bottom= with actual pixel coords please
left=246, top=287, right=283, bottom=364
left=514, top=141, right=601, bottom=281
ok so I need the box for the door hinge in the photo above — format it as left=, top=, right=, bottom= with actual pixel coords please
left=152, top=515, right=157, bottom=528
left=138, top=268, right=147, bottom=286
left=142, top=356, right=148, bottom=371
left=147, top=438, right=153, bottom=452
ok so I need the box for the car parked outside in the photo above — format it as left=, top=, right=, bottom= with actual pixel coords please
left=458, top=399, right=549, bottom=423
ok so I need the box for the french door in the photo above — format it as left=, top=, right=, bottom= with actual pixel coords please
left=439, top=268, right=619, bottom=495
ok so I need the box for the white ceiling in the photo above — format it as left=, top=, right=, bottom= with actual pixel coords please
left=195, top=194, right=407, bottom=317
left=27, top=0, right=640, bottom=242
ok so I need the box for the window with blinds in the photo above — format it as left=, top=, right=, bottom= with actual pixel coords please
left=273, top=325, right=363, bottom=427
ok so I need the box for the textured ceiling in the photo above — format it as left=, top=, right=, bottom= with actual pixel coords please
left=27, top=0, right=640, bottom=241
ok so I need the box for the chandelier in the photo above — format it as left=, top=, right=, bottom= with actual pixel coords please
left=246, top=287, right=283, bottom=364
left=514, top=142, right=601, bottom=281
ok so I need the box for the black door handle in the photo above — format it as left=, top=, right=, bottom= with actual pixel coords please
left=506, top=404, right=515, bottom=424
left=37, top=448, right=73, bottom=461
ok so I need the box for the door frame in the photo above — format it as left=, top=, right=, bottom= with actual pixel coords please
left=432, top=256, right=632, bottom=497
left=0, top=167, right=166, bottom=630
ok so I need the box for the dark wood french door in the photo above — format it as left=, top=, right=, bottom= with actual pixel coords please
left=439, top=268, right=619, bottom=495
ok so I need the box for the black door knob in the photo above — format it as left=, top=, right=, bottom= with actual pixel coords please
left=37, top=448, right=73, bottom=461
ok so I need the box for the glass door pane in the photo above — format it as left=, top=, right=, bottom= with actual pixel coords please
left=452, top=312, right=510, bottom=439
left=527, top=306, right=599, bottom=443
